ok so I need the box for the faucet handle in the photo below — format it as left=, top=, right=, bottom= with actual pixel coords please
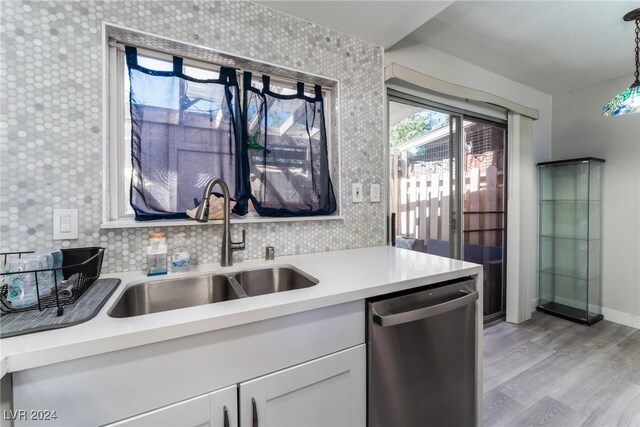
left=231, top=229, right=246, bottom=250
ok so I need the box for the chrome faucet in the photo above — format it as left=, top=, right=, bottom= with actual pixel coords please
left=194, top=177, right=246, bottom=267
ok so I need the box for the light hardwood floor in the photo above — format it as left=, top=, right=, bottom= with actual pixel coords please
left=483, top=312, right=640, bottom=427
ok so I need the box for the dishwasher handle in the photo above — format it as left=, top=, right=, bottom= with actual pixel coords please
left=372, top=290, right=478, bottom=327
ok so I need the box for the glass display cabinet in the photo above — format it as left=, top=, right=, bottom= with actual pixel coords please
left=537, top=158, right=605, bottom=325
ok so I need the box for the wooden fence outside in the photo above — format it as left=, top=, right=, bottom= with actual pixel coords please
left=393, top=166, right=504, bottom=246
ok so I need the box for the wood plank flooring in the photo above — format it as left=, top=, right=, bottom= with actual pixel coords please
left=484, top=312, right=640, bottom=427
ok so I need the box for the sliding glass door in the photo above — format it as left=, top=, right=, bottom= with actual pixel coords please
left=461, top=118, right=507, bottom=320
left=388, top=99, right=461, bottom=258
left=388, top=93, right=507, bottom=320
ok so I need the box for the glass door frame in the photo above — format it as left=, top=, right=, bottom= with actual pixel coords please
left=386, top=89, right=509, bottom=322
left=464, top=115, right=509, bottom=324
left=387, top=91, right=463, bottom=259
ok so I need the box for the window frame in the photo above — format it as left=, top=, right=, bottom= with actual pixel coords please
left=102, top=23, right=341, bottom=228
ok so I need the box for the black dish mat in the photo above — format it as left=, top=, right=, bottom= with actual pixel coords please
left=0, top=278, right=121, bottom=338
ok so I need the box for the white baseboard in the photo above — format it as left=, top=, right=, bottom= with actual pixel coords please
left=601, top=307, right=640, bottom=329
left=529, top=297, right=639, bottom=330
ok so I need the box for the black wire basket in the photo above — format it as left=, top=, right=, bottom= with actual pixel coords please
left=0, top=247, right=105, bottom=316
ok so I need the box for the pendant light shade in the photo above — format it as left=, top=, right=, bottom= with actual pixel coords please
left=602, top=84, right=640, bottom=116
left=603, top=9, right=640, bottom=117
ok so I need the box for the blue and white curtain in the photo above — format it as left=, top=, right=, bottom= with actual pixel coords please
left=126, top=46, right=248, bottom=220
left=126, top=46, right=334, bottom=220
left=243, top=73, right=336, bottom=216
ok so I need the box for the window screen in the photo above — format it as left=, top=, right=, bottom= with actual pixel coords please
left=125, top=46, right=248, bottom=220
left=243, top=73, right=336, bottom=216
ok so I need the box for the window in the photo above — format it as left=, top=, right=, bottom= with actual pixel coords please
left=105, top=28, right=338, bottom=226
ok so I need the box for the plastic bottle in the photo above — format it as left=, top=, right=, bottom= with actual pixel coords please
left=171, top=233, right=191, bottom=273
left=31, top=250, right=60, bottom=297
left=6, top=273, right=37, bottom=309
left=5, top=257, right=40, bottom=309
left=147, top=232, right=168, bottom=276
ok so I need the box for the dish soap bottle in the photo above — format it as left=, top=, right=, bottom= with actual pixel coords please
left=171, top=233, right=191, bottom=273
left=147, top=232, right=168, bottom=276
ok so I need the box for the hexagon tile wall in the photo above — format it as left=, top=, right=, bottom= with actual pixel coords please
left=0, top=0, right=385, bottom=273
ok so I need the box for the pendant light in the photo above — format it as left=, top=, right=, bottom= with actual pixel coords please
left=603, top=8, right=640, bottom=117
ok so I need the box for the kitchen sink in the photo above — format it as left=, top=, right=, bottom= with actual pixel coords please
left=108, top=266, right=319, bottom=318
left=108, top=275, right=243, bottom=318
left=233, top=267, right=319, bottom=296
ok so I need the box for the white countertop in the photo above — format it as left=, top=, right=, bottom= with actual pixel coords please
left=0, top=246, right=482, bottom=377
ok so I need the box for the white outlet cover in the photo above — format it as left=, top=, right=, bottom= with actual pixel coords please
left=370, top=183, right=381, bottom=202
left=352, top=183, right=363, bottom=203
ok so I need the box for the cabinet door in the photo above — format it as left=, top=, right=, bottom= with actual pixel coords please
left=239, top=345, right=365, bottom=427
left=107, top=385, right=237, bottom=427
left=210, top=384, right=238, bottom=427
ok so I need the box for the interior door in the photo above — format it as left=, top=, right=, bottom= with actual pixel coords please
left=239, top=345, right=365, bottom=427
left=388, top=97, right=461, bottom=258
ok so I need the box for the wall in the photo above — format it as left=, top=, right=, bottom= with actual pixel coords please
left=552, top=75, right=640, bottom=327
left=386, top=43, right=553, bottom=319
left=0, top=0, right=385, bottom=273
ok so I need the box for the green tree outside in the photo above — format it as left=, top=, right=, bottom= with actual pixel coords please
left=389, top=112, right=447, bottom=147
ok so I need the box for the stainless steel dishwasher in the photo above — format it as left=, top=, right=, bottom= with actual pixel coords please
left=367, top=277, right=478, bottom=427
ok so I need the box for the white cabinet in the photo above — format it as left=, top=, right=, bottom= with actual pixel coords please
left=106, top=346, right=365, bottom=427
left=209, top=387, right=238, bottom=427
left=12, top=301, right=365, bottom=427
left=107, top=385, right=237, bottom=427
left=239, top=345, right=365, bottom=427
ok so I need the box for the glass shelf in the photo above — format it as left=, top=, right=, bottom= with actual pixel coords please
left=540, top=199, right=601, bottom=202
left=539, top=268, right=599, bottom=282
left=539, top=235, right=600, bottom=241
left=539, top=198, right=600, bottom=240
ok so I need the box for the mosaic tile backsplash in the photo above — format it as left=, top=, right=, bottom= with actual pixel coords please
left=0, top=1, right=385, bottom=273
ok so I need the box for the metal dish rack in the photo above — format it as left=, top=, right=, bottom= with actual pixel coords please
left=1, top=247, right=105, bottom=316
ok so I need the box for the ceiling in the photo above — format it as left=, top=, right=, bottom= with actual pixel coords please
left=254, top=1, right=454, bottom=49
left=254, top=1, right=639, bottom=96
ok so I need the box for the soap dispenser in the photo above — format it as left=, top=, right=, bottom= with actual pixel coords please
left=171, top=233, right=191, bottom=273
left=147, top=232, right=168, bottom=276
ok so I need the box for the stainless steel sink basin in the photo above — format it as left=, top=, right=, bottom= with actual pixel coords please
left=108, top=275, right=243, bottom=318
left=108, top=266, right=319, bottom=318
left=233, top=267, right=319, bottom=296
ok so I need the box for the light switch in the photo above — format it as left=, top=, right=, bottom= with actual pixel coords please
left=352, top=183, right=363, bottom=203
left=370, top=183, right=381, bottom=203
left=60, top=215, right=72, bottom=233
left=53, top=209, right=78, bottom=240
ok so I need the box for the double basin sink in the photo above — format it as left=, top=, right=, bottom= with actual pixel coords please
left=108, top=266, right=319, bottom=318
